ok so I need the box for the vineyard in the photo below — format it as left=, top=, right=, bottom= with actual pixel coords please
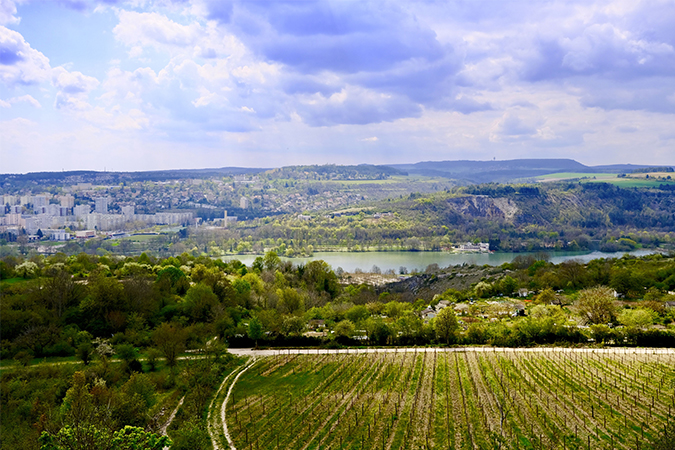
left=216, top=349, right=675, bottom=450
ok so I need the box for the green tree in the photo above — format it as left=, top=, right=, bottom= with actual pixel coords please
left=276, top=287, right=305, bottom=315
left=302, top=260, right=340, bottom=298
left=182, top=283, right=218, bottom=322
left=281, top=316, right=305, bottom=336
left=247, top=317, right=264, bottom=349
left=499, top=276, right=518, bottom=296
left=434, top=307, right=459, bottom=345
left=333, top=319, right=355, bottom=339
left=77, top=343, right=93, bottom=366
left=617, top=308, right=656, bottom=328
left=151, top=322, right=187, bottom=368
left=263, top=251, right=281, bottom=272
left=534, top=288, right=557, bottom=305
left=39, top=425, right=170, bottom=450
left=575, top=286, right=617, bottom=325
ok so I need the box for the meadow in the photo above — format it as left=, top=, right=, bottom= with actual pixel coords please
left=221, top=349, right=675, bottom=450
left=536, top=172, right=674, bottom=188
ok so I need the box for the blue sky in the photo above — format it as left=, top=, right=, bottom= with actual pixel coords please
left=1, top=0, right=674, bottom=173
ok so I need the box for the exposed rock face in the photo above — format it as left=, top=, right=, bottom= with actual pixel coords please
left=446, top=196, right=519, bottom=221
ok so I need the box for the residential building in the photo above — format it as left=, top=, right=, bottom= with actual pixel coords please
left=95, top=197, right=109, bottom=214
left=60, top=195, right=75, bottom=208
left=32, top=195, right=48, bottom=208
left=74, top=204, right=91, bottom=217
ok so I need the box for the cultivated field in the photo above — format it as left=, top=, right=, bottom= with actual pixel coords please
left=219, top=349, right=675, bottom=450
left=536, top=172, right=674, bottom=188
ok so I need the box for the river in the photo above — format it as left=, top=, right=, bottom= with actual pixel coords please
left=223, top=249, right=659, bottom=273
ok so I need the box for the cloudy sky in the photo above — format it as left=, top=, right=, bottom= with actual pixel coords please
left=1, top=0, right=674, bottom=173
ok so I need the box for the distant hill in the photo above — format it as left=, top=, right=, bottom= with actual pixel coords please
left=0, top=167, right=268, bottom=186
left=2, top=160, right=670, bottom=186
left=386, top=159, right=663, bottom=183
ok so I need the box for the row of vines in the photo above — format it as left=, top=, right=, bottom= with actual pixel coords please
left=226, top=349, right=675, bottom=449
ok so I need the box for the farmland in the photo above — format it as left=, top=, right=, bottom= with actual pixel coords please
left=536, top=172, right=674, bottom=188
left=216, top=349, right=675, bottom=450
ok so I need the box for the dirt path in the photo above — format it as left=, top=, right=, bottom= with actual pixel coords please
left=208, top=358, right=256, bottom=450
left=228, top=346, right=675, bottom=358
left=159, top=396, right=184, bottom=450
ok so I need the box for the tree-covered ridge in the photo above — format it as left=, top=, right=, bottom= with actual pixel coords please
left=632, top=166, right=674, bottom=174
left=265, top=164, right=405, bottom=180
left=205, top=181, right=674, bottom=256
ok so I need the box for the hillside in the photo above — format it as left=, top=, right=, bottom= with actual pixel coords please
left=386, top=159, right=664, bottom=183
left=3, top=159, right=671, bottom=187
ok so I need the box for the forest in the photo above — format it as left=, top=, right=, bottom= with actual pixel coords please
left=3, top=249, right=675, bottom=448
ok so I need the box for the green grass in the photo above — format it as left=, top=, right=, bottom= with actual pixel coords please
left=123, top=234, right=160, bottom=242
left=536, top=172, right=619, bottom=181
left=0, top=277, right=28, bottom=286
left=586, top=178, right=674, bottom=188
left=537, top=172, right=675, bottom=188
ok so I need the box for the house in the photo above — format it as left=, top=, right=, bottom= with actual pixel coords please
left=511, top=303, right=526, bottom=317
left=458, top=242, right=490, bottom=252
left=453, top=303, right=470, bottom=316
left=303, top=331, right=327, bottom=338
left=75, top=230, right=96, bottom=239
left=436, top=300, right=451, bottom=310
left=308, top=320, right=325, bottom=330
left=421, top=307, right=436, bottom=321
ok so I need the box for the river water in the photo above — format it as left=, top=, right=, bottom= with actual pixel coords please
left=224, top=249, right=659, bottom=274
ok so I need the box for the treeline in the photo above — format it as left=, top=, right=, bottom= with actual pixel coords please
left=2, top=251, right=675, bottom=362
left=632, top=167, right=673, bottom=173
left=265, top=164, right=404, bottom=180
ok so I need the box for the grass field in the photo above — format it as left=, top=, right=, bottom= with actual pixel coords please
left=225, top=349, right=675, bottom=450
left=537, top=172, right=674, bottom=188
left=537, top=173, right=618, bottom=182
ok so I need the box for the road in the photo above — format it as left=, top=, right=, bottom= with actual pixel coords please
left=228, top=346, right=675, bottom=357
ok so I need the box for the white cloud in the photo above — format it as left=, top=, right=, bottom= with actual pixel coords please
left=113, top=10, right=202, bottom=51
left=0, top=26, right=51, bottom=86
left=1, top=94, right=41, bottom=107
left=0, top=0, right=19, bottom=26
left=51, top=66, right=100, bottom=110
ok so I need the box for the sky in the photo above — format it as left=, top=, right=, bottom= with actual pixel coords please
left=1, top=0, right=674, bottom=173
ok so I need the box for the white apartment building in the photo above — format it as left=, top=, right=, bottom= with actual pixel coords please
left=32, top=195, right=48, bottom=208
left=60, top=195, right=75, bottom=208
left=95, top=197, right=109, bottom=214
left=74, top=204, right=91, bottom=217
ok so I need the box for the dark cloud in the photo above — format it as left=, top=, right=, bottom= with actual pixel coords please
left=579, top=77, right=675, bottom=114
left=205, top=0, right=466, bottom=122
left=203, top=0, right=234, bottom=24
left=445, top=96, right=492, bottom=114
left=0, top=47, right=23, bottom=64
left=281, top=75, right=341, bottom=96
left=298, top=91, right=422, bottom=127
left=351, top=54, right=459, bottom=105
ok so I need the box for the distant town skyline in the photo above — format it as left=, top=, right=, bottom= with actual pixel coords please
left=1, top=0, right=675, bottom=174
